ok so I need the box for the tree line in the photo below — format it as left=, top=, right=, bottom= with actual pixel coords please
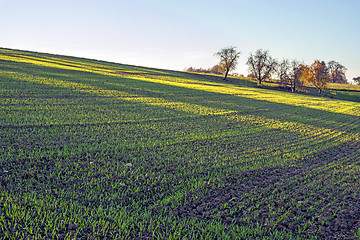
left=187, top=46, right=359, bottom=93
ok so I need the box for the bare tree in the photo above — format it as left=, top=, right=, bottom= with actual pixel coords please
left=215, top=46, right=241, bottom=80
left=246, top=49, right=277, bottom=86
left=277, top=59, right=290, bottom=87
left=328, top=60, right=347, bottom=83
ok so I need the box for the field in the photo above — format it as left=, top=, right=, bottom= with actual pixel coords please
left=1, top=48, right=360, bottom=239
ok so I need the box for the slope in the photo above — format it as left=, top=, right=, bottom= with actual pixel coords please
left=1, top=48, right=360, bottom=239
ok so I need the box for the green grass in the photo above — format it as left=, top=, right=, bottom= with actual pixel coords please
left=325, top=83, right=360, bottom=102
left=256, top=78, right=360, bottom=103
left=1, top=47, right=360, bottom=239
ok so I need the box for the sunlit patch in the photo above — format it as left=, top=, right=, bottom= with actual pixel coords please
left=1, top=50, right=359, bottom=118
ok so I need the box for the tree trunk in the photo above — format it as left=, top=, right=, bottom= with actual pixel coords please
left=223, top=68, right=229, bottom=80
left=257, top=69, right=262, bottom=86
left=292, top=81, right=295, bottom=92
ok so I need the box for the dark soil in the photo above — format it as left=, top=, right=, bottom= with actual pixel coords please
left=171, top=139, right=360, bottom=239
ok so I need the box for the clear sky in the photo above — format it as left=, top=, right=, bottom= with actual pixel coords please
left=1, top=0, right=359, bottom=82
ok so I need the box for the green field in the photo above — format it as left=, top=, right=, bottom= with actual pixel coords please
left=1, top=48, right=360, bottom=239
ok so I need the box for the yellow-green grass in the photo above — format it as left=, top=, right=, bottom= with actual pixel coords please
left=1, top=48, right=360, bottom=239
left=327, top=82, right=360, bottom=91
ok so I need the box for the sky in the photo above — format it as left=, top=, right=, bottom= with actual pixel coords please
left=1, top=0, right=359, bottom=82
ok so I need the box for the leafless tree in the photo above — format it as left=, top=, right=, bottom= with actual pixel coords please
left=277, top=59, right=290, bottom=87
left=328, top=61, right=347, bottom=83
left=214, top=46, right=241, bottom=80
left=246, top=49, right=277, bottom=86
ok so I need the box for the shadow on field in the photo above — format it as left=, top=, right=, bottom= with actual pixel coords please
left=4, top=58, right=360, bottom=136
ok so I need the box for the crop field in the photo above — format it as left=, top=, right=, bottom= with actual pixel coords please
left=1, top=48, right=360, bottom=239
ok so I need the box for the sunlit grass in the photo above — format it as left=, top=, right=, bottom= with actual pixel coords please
left=121, top=74, right=360, bottom=117
left=1, top=48, right=360, bottom=239
left=2, top=48, right=359, bottom=118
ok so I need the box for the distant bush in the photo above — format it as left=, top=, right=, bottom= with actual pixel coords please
left=185, top=64, right=222, bottom=74
left=354, top=76, right=360, bottom=85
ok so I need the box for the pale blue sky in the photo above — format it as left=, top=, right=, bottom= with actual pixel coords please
left=1, top=0, right=359, bottom=82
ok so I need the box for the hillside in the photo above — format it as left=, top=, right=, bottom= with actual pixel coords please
left=1, top=48, right=360, bottom=239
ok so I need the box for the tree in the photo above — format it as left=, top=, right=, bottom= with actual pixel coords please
left=289, top=60, right=306, bottom=93
left=185, top=67, right=194, bottom=72
left=215, top=46, right=241, bottom=80
left=328, top=60, right=347, bottom=84
left=277, top=59, right=306, bottom=92
left=308, top=60, right=329, bottom=94
left=354, top=76, right=360, bottom=85
left=298, top=64, right=312, bottom=85
left=246, top=49, right=277, bottom=86
left=277, top=59, right=290, bottom=87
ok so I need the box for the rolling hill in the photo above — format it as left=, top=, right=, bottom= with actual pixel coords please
left=1, top=48, right=360, bottom=239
